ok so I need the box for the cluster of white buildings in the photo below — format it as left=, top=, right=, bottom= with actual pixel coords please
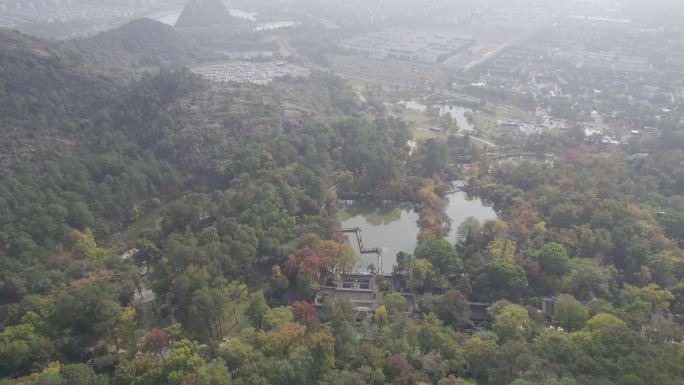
left=340, top=29, right=474, bottom=64
left=191, top=61, right=307, bottom=84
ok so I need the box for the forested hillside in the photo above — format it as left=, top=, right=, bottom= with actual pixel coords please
left=67, top=19, right=204, bottom=70
left=1, top=25, right=684, bottom=385
left=175, top=0, right=233, bottom=29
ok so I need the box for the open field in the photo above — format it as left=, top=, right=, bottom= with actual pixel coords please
left=328, top=54, right=448, bottom=87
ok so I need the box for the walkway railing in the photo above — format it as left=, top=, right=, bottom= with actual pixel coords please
left=337, top=227, right=383, bottom=273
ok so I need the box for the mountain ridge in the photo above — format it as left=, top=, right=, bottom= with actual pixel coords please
left=175, top=0, right=233, bottom=28
left=66, top=18, right=204, bottom=71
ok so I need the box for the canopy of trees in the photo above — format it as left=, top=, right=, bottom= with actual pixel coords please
left=1, top=26, right=684, bottom=385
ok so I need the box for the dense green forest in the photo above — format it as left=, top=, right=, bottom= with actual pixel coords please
left=1, top=24, right=684, bottom=385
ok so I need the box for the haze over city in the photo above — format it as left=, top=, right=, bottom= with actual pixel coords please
left=1, top=0, right=684, bottom=385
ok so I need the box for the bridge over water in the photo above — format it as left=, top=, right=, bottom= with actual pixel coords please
left=337, top=227, right=383, bottom=273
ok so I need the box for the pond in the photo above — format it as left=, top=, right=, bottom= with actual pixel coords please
left=442, top=105, right=477, bottom=133
left=444, top=189, right=497, bottom=243
left=400, top=100, right=476, bottom=132
left=339, top=184, right=496, bottom=274
left=339, top=200, right=419, bottom=274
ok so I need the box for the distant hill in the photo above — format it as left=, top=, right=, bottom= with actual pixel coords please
left=0, top=28, right=117, bottom=121
left=0, top=25, right=355, bottom=264
left=0, top=27, right=122, bottom=173
left=0, top=21, right=208, bottom=171
left=175, top=0, right=233, bottom=28
left=67, top=18, right=203, bottom=70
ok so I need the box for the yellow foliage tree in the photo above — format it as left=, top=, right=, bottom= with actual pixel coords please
left=70, top=228, right=106, bottom=259
left=374, top=305, right=389, bottom=329
left=114, top=307, right=137, bottom=351
left=272, top=265, right=290, bottom=289
left=40, top=361, right=62, bottom=375
left=486, top=238, right=516, bottom=261
left=267, top=322, right=306, bottom=355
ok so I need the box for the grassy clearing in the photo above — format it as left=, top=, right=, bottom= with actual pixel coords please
left=105, top=201, right=172, bottom=251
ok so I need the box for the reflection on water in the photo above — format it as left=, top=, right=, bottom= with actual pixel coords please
left=445, top=190, right=497, bottom=243
left=441, top=105, right=476, bottom=132
left=339, top=183, right=496, bottom=274
left=339, top=200, right=414, bottom=226
left=400, top=100, right=476, bottom=132
left=339, top=200, right=419, bottom=274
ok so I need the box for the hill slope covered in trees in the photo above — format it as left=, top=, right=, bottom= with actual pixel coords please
left=175, top=0, right=233, bottom=29
left=1, top=25, right=684, bottom=385
left=67, top=18, right=204, bottom=70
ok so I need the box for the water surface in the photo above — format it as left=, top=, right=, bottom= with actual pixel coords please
left=401, top=100, right=476, bottom=132
left=339, top=200, right=419, bottom=274
left=444, top=189, right=497, bottom=243
left=339, top=184, right=496, bottom=274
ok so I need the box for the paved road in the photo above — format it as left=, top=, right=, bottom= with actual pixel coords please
left=459, top=0, right=579, bottom=73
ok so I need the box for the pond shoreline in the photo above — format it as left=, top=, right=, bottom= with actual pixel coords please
left=337, top=178, right=466, bottom=203
left=338, top=181, right=496, bottom=274
left=338, top=192, right=421, bottom=204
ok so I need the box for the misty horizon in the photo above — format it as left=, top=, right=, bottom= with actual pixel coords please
left=1, top=0, right=684, bottom=384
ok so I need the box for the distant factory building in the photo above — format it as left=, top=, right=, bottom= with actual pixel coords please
left=340, top=29, right=474, bottom=64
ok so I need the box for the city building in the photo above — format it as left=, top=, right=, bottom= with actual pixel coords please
left=340, top=29, right=474, bottom=64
